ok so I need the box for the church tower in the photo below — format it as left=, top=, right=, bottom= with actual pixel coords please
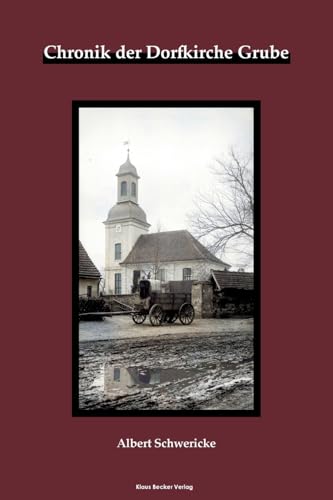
left=104, top=152, right=150, bottom=294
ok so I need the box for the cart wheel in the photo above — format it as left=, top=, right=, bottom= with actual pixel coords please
left=132, top=313, right=146, bottom=324
left=149, top=304, right=164, bottom=326
left=179, top=303, right=195, bottom=325
left=167, top=313, right=178, bottom=323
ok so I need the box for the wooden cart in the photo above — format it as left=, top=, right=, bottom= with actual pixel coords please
left=132, top=280, right=195, bottom=326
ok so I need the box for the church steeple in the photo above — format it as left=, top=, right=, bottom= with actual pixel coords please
left=116, top=151, right=140, bottom=204
left=104, top=149, right=150, bottom=295
left=105, top=151, right=149, bottom=226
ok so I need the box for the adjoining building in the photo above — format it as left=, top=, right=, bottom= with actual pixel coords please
left=79, top=241, right=101, bottom=297
left=211, top=270, right=254, bottom=317
left=104, top=153, right=230, bottom=295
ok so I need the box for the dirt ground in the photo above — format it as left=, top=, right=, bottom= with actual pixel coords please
left=78, top=317, right=254, bottom=411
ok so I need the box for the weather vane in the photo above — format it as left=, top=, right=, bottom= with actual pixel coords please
left=123, top=140, right=130, bottom=155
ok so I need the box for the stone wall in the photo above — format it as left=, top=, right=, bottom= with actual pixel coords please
left=191, top=281, right=214, bottom=318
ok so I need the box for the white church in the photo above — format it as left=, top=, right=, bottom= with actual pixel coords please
left=104, top=153, right=230, bottom=295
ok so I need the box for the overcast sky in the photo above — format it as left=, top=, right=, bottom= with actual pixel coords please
left=79, top=106, right=253, bottom=271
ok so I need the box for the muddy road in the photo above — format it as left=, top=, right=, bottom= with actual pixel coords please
left=78, top=319, right=254, bottom=411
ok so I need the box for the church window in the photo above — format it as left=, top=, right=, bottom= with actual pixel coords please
left=115, top=243, right=121, bottom=260
left=183, top=268, right=192, bottom=280
left=131, top=182, right=136, bottom=196
left=115, top=273, right=122, bottom=294
left=87, top=285, right=92, bottom=297
left=114, top=367, right=120, bottom=381
left=121, top=181, right=127, bottom=196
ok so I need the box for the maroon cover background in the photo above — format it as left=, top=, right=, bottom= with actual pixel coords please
left=3, top=1, right=331, bottom=498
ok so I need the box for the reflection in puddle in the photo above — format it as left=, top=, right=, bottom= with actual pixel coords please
left=94, top=364, right=199, bottom=399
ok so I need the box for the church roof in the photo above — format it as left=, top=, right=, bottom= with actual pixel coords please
left=105, top=201, right=149, bottom=225
left=116, top=154, right=139, bottom=178
left=121, top=230, right=230, bottom=266
left=79, top=241, right=101, bottom=279
left=211, top=270, right=254, bottom=290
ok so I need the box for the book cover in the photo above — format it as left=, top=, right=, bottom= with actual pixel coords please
left=3, top=1, right=331, bottom=499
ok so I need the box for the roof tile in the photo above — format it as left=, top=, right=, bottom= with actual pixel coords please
left=212, top=270, right=254, bottom=290
left=121, top=230, right=229, bottom=266
left=79, top=241, right=101, bottom=279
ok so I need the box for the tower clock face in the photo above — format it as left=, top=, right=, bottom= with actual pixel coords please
left=116, top=224, right=122, bottom=233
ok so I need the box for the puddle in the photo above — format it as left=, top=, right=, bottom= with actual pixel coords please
left=89, top=360, right=245, bottom=401
left=91, top=363, right=201, bottom=399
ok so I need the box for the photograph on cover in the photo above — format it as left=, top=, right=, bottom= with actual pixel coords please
left=74, top=101, right=259, bottom=416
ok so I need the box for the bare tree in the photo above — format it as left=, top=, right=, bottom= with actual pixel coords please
left=189, top=148, right=254, bottom=262
left=151, top=233, right=161, bottom=279
left=154, top=219, right=163, bottom=233
left=144, top=222, right=163, bottom=280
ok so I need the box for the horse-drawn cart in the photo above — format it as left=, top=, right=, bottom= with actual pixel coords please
left=132, top=279, right=195, bottom=326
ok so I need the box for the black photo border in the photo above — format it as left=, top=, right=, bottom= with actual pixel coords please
left=72, top=100, right=261, bottom=417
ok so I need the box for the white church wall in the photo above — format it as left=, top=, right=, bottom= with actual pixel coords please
left=105, top=220, right=149, bottom=294
left=120, top=259, right=229, bottom=294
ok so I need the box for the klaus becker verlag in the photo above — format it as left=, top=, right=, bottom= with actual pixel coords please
left=117, top=438, right=217, bottom=448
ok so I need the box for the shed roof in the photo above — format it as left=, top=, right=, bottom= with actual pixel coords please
left=121, top=230, right=229, bottom=266
left=211, top=270, right=254, bottom=290
left=79, top=241, right=101, bottom=279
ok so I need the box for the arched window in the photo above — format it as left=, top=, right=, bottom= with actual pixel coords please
left=121, top=181, right=127, bottom=196
left=131, top=182, right=136, bottom=196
